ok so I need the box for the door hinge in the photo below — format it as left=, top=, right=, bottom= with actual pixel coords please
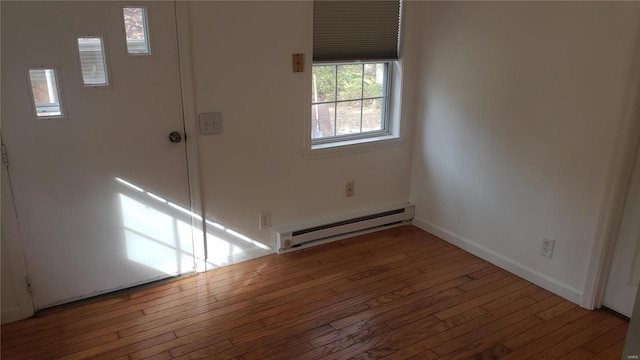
left=1, top=144, right=9, bottom=167
left=25, top=276, right=33, bottom=294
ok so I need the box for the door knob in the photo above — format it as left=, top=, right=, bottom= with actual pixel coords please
left=168, top=131, right=182, bottom=143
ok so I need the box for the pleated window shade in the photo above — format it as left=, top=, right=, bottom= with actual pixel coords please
left=313, top=0, right=401, bottom=62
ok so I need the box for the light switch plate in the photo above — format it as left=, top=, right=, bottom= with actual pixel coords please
left=199, top=112, right=222, bottom=135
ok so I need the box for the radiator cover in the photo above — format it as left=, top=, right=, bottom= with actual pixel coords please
left=276, top=203, right=414, bottom=254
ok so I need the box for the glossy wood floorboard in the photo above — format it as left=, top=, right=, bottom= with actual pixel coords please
left=1, top=226, right=628, bottom=359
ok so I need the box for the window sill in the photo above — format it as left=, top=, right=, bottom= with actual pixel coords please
left=305, top=134, right=404, bottom=159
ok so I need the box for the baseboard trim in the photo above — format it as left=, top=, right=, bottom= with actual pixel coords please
left=205, top=247, right=273, bottom=271
left=412, top=218, right=583, bottom=305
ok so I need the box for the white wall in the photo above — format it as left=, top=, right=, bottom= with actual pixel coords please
left=409, top=2, right=640, bottom=303
left=623, top=287, right=640, bottom=357
left=0, top=1, right=417, bottom=321
left=188, top=1, right=414, bottom=253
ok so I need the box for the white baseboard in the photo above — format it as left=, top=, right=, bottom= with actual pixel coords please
left=1, top=306, right=25, bottom=324
left=205, top=246, right=273, bottom=270
left=412, top=218, right=583, bottom=305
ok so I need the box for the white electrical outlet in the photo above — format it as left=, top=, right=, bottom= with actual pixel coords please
left=346, top=182, right=355, bottom=197
left=259, top=211, right=271, bottom=230
left=541, top=237, right=555, bottom=258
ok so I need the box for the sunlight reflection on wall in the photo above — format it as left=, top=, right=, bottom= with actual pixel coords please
left=115, top=177, right=272, bottom=275
left=203, top=220, right=271, bottom=268
left=119, top=193, right=195, bottom=275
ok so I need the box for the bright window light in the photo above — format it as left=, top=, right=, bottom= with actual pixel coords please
left=311, top=62, right=390, bottom=144
left=123, top=7, right=150, bottom=55
left=77, top=37, right=109, bottom=86
left=28, top=68, right=63, bottom=118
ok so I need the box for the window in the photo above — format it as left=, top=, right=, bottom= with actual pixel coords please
left=77, top=37, right=109, bottom=86
left=28, top=68, right=63, bottom=118
left=311, top=1, right=401, bottom=148
left=312, top=62, right=389, bottom=141
left=123, top=7, right=150, bottom=55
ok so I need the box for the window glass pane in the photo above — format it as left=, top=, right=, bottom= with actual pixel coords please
left=336, top=100, right=362, bottom=135
left=311, top=103, right=336, bottom=138
left=77, top=37, right=108, bottom=86
left=29, top=69, right=62, bottom=117
left=312, top=65, right=335, bottom=102
left=337, top=64, right=363, bottom=101
left=362, top=98, right=383, bottom=132
left=363, top=63, right=385, bottom=98
left=310, top=62, right=389, bottom=143
left=123, top=7, right=150, bottom=54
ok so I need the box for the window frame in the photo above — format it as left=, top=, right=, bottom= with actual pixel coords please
left=304, top=58, right=405, bottom=158
left=311, top=60, right=393, bottom=146
left=27, top=66, right=66, bottom=120
left=75, top=35, right=111, bottom=88
left=123, top=6, right=152, bottom=56
left=305, top=0, right=405, bottom=157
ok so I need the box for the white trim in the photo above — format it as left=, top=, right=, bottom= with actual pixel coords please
left=310, top=61, right=393, bottom=146
left=582, top=37, right=640, bottom=310
left=204, top=240, right=273, bottom=270
left=174, top=1, right=206, bottom=272
left=303, top=58, right=408, bottom=159
left=306, top=135, right=405, bottom=159
left=413, top=218, right=583, bottom=305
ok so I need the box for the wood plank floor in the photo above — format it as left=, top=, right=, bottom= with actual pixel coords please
left=1, top=226, right=629, bottom=359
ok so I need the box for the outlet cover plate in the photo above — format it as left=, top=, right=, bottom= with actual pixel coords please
left=541, top=237, right=555, bottom=258
left=259, top=211, right=271, bottom=230
left=199, top=112, right=222, bottom=135
left=346, top=182, right=355, bottom=197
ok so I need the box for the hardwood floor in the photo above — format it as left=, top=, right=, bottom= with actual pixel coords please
left=1, top=226, right=629, bottom=359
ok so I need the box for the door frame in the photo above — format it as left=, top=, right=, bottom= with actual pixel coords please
left=175, top=2, right=207, bottom=272
left=1, top=1, right=206, bottom=321
left=1, top=137, right=35, bottom=321
left=583, top=32, right=640, bottom=310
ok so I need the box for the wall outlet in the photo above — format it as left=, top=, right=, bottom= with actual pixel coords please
left=346, top=182, right=355, bottom=197
left=541, top=237, right=555, bottom=258
left=259, top=211, right=271, bottom=230
left=198, top=112, right=222, bottom=135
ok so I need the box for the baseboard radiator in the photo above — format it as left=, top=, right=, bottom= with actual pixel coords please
left=276, top=203, right=414, bottom=254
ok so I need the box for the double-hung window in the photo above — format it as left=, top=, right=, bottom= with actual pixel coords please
left=311, top=0, right=401, bottom=147
left=312, top=62, right=389, bottom=141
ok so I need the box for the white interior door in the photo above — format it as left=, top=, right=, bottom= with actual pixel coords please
left=604, top=140, right=640, bottom=317
left=1, top=1, right=199, bottom=309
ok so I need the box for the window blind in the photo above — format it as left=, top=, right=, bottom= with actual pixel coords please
left=313, top=0, right=401, bottom=62
left=77, top=37, right=108, bottom=85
